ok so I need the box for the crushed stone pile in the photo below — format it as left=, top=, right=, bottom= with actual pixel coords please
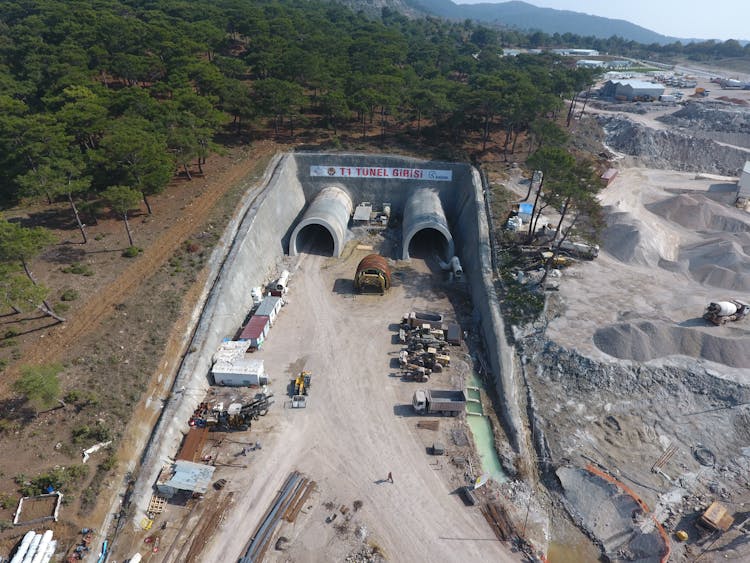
left=593, top=320, right=750, bottom=367
left=680, top=237, right=750, bottom=291
left=657, top=101, right=750, bottom=135
left=646, top=193, right=750, bottom=234
left=599, top=116, right=749, bottom=176
left=602, top=211, right=667, bottom=267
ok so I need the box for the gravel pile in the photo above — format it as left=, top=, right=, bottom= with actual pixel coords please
left=657, top=101, right=750, bottom=135
left=680, top=237, right=750, bottom=291
left=519, top=335, right=750, bottom=401
left=646, top=193, right=750, bottom=233
left=593, top=320, right=750, bottom=368
left=599, top=116, right=749, bottom=176
left=602, top=211, right=663, bottom=266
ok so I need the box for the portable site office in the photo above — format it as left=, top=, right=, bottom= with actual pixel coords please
left=255, top=296, right=283, bottom=325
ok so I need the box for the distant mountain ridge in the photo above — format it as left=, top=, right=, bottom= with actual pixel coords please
left=402, top=0, right=682, bottom=45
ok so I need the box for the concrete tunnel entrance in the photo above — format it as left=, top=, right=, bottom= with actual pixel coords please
left=402, top=187, right=454, bottom=260
left=407, top=227, right=452, bottom=260
left=290, top=186, right=353, bottom=258
left=293, top=224, right=335, bottom=256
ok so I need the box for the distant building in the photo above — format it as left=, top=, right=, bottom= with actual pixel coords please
left=607, top=60, right=632, bottom=69
left=600, top=79, right=665, bottom=101
left=501, top=48, right=522, bottom=57
left=576, top=59, right=605, bottom=68
left=552, top=48, right=599, bottom=57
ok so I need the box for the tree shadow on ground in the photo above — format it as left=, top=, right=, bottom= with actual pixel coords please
left=11, top=208, right=75, bottom=231
left=42, top=245, right=86, bottom=264
left=0, top=397, right=36, bottom=424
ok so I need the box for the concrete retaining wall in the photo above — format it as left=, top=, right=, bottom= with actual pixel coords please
left=131, top=153, right=306, bottom=515
left=452, top=169, right=526, bottom=458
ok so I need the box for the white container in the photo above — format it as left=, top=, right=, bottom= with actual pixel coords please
left=275, top=270, right=290, bottom=292
left=10, top=531, right=36, bottom=563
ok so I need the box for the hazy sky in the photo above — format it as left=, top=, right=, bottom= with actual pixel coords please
left=453, top=0, right=749, bottom=41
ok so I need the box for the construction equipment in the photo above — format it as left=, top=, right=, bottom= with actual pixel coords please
left=291, top=395, right=307, bottom=408
left=191, top=392, right=273, bottom=432
left=703, top=299, right=749, bottom=325
left=293, top=371, right=312, bottom=396
left=412, top=389, right=466, bottom=416
left=403, top=365, right=430, bottom=382
left=402, top=311, right=444, bottom=329
left=354, top=254, right=391, bottom=294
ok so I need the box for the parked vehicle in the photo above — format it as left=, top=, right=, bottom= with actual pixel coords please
left=412, top=389, right=466, bottom=416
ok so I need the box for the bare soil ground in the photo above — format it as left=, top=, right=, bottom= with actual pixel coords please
left=0, top=140, right=280, bottom=555
left=112, top=232, right=518, bottom=562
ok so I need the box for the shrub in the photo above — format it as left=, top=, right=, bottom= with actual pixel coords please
left=62, top=263, right=94, bottom=276
left=71, top=423, right=111, bottom=446
left=60, top=289, right=79, bottom=301
left=0, top=493, right=14, bottom=509
left=122, top=246, right=141, bottom=258
left=16, top=465, right=89, bottom=497
left=13, top=364, right=62, bottom=412
left=4, top=328, right=19, bottom=339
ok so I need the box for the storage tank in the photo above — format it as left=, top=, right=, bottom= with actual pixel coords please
left=354, top=254, right=391, bottom=294
left=275, top=270, right=290, bottom=292
left=709, top=302, right=738, bottom=316
left=10, top=531, right=36, bottom=563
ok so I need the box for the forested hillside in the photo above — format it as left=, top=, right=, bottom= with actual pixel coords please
left=0, top=0, right=596, bottom=320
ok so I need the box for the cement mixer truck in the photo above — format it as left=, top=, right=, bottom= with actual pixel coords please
left=703, top=299, right=750, bottom=325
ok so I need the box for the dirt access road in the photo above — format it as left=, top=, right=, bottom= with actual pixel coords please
left=190, top=245, right=515, bottom=562
left=0, top=141, right=279, bottom=387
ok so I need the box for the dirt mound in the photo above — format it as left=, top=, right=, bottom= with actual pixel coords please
left=658, top=101, right=750, bottom=134
left=679, top=238, right=750, bottom=291
left=593, top=320, right=750, bottom=367
left=601, top=210, right=676, bottom=267
left=599, top=116, right=749, bottom=175
left=646, top=193, right=750, bottom=233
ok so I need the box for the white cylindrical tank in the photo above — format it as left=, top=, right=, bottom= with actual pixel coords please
left=39, top=539, right=56, bottom=563
left=10, top=531, right=36, bottom=563
left=713, top=301, right=738, bottom=316
left=22, top=533, right=42, bottom=563
left=29, top=530, right=53, bottom=563
left=275, top=270, right=290, bottom=292
left=450, top=256, right=463, bottom=280
left=128, top=554, right=143, bottom=563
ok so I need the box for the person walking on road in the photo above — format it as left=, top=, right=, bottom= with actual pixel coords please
left=387, top=472, right=393, bottom=484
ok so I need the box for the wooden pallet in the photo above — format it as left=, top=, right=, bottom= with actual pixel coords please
left=148, top=495, right=167, bottom=515
left=481, top=503, right=514, bottom=542
left=417, top=420, right=440, bottom=431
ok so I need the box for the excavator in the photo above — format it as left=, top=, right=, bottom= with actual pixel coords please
left=703, top=299, right=750, bottom=326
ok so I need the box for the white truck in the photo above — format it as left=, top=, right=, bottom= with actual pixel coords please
left=412, top=389, right=466, bottom=416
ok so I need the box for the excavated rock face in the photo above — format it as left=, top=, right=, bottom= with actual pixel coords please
left=658, top=101, right=750, bottom=149
left=599, top=115, right=749, bottom=176
left=658, top=102, right=750, bottom=136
